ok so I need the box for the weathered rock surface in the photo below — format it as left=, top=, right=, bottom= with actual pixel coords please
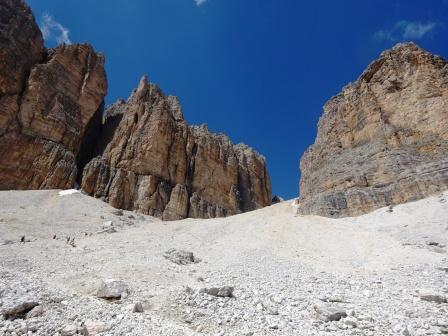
left=1, top=299, right=39, bottom=320
left=163, top=248, right=200, bottom=265
left=314, top=304, right=347, bottom=322
left=201, top=286, right=235, bottom=298
left=298, top=43, right=448, bottom=217
left=0, top=0, right=43, bottom=98
left=0, top=1, right=270, bottom=219
left=0, top=0, right=107, bottom=190
left=81, top=76, right=272, bottom=219
left=95, top=279, right=129, bottom=300
left=419, top=290, right=447, bottom=304
left=81, top=320, right=111, bottom=336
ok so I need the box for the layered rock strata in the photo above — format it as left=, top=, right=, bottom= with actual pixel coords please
left=0, top=0, right=271, bottom=220
left=81, top=77, right=272, bottom=219
left=298, top=43, right=448, bottom=217
left=0, top=0, right=107, bottom=189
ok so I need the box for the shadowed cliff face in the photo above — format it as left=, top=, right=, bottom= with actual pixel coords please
left=81, top=77, right=272, bottom=220
left=0, top=0, right=108, bottom=190
left=298, top=43, right=448, bottom=217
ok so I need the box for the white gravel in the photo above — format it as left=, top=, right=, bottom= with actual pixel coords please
left=0, top=190, right=447, bottom=335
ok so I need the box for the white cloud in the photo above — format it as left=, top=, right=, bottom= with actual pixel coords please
left=40, top=14, right=72, bottom=45
left=194, top=0, right=207, bottom=6
left=374, top=20, right=437, bottom=42
left=398, top=21, right=436, bottom=39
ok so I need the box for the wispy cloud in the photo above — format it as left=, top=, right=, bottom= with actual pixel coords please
left=374, top=20, right=437, bottom=42
left=40, top=14, right=72, bottom=45
left=194, top=0, right=207, bottom=6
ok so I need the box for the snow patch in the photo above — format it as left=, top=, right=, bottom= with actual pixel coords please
left=58, top=189, right=80, bottom=196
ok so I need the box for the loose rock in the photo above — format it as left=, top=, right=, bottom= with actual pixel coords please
left=2, top=300, right=38, bottom=320
left=132, top=302, right=144, bottom=313
left=201, top=286, right=234, bottom=298
left=95, top=280, right=129, bottom=300
left=163, top=249, right=200, bottom=265
left=314, top=304, right=347, bottom=322
left=81, top=320, right=111, bottom=335
left=419, top=291, right=447, bottom=304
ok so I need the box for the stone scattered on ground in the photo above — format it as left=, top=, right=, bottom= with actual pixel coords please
left=163, top=248, right=201, bottom=265
left=0, top=190, right=447, bottom=335
left=95, top=280, right=129, bottom=300
left=60, top=324, right=78, bottom=336
left=82, top=320, right=111, bottom=335
left=26, top=305, right=44, bottom=318
left=314, top=304, right=347, bottom=322
left=97, top=221, right=117, bottom=234
left=112, top=209, right=124, bottom=216
left=419, top=290, right=447, bottom=304
left=132, top=302, right=144, bottom=313
left=1, top=299, right=39, bottom=320
left=201, top=286, right=235, bottom=298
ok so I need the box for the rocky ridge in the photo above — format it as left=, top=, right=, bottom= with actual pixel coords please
left=0, top=0, right=271, bottom=220
left=298, top=43, right=448, bottom=217
left=81, top=76, right=272, bottom=219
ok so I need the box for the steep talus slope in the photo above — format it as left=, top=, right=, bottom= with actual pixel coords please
left=298, top=43, right=448, bottom=217
left=81, top=77, right=272, bottom=219
left=0, top=190, right=447, bottom=335
left=0, top=0, right=107, bottom=189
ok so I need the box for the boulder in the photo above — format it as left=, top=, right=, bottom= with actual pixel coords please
left=314, top=304, right=347, bottom=322
left=95, top=279, right=129, bottom=300
left=201, top=286, right=234, bottom=298
left=163, top=248, right=200, bottom=265
left=2, top=299, right=38, bottom=319
left=271, top=195, right=285, bottom=204
left=81, top=320, right=111, bottom=335
left=61, top=324, right=78, bottom=336
left=26, top=305, right=44, bottom=318
left=132, top=302, right=144, bottom=313
left=419, top=291, right=447, bottom=304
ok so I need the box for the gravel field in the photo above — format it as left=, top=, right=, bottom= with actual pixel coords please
left=0, top=190, right=447, bottom=336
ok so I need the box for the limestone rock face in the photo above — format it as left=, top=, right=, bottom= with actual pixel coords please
left=0, top=0, right=270, bottom=218
left=81, top=76, right=272, bottom=219
left=0, top=0, right=43, bottom=97
left=298, top=43, right=448, bottom=217
left=0, top=0, right=107, bottom=189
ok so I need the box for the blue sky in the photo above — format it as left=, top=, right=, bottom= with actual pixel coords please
left=27, top=0, right=448, bottom=199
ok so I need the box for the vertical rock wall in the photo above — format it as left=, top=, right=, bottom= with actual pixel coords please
left=81, top=77, right=272, bottom=219
left=0, top=0, right=107, bottom=190
left=298, top=43, right=448, bottom=217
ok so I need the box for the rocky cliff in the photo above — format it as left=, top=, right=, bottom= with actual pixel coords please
left=81, top=76, right=272, bottom=219
left=298, top=43, right=448, bottom=217
left=0, top=0, right=107, bottom=189
left=0, top=0, right=271, bottom=220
